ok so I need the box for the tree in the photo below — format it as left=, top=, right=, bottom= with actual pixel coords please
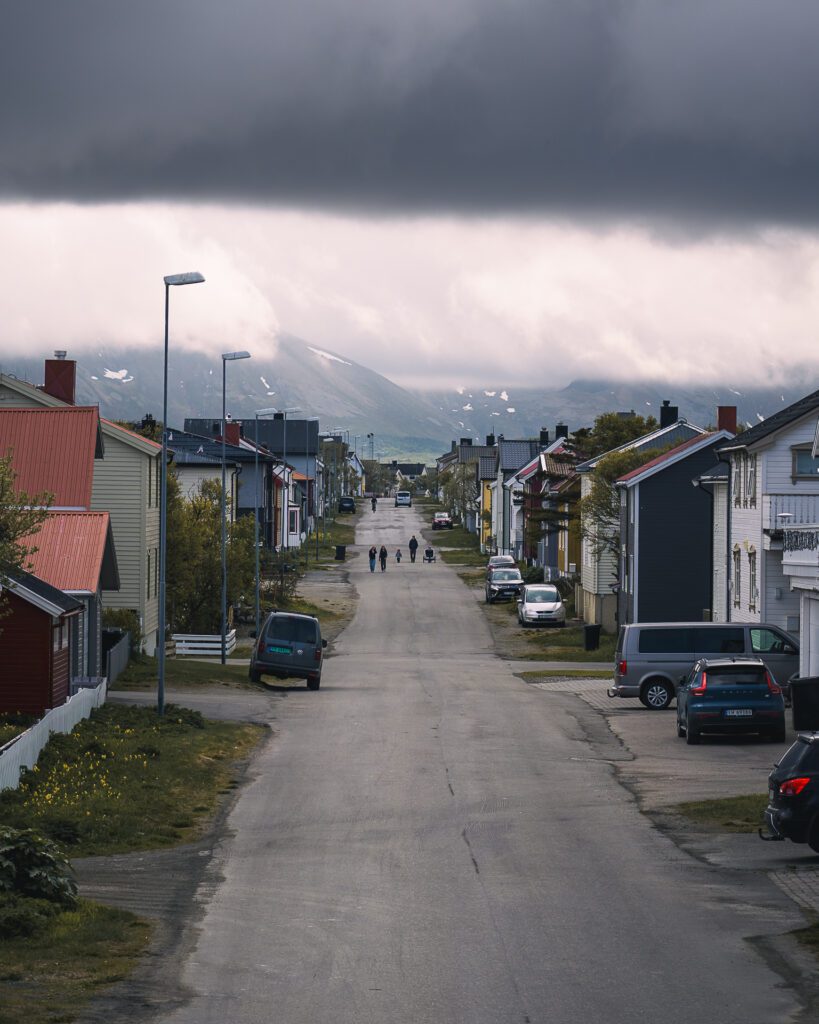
left=440, top=463, right=478, bottom=523
left=572, top=412, right=658, bottom=461
left=0, top=452, right=52, bottom=620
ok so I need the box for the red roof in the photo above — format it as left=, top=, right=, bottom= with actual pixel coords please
left=617, top=432, right=716, bottom=484
left=21, top=511, right=114, bottom=594
left=0, top=407, right=102, bottom=507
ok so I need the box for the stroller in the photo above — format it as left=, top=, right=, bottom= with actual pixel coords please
left=423, top=545, right=436, bottom=563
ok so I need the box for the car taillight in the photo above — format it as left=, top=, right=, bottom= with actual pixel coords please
left=617, top=660, right=627, bottom=676
left=691, top=672, right=707, bottom=696
left=780, top=777, right=811, bottom=797
left=314, top=648, right=322, bottom=662
left=257, top=635, right=265, bottom=655
left=765, top=670, right=782, bottom=696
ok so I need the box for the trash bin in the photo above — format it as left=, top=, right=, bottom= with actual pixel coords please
left=583, top=623, right=601, bottom=651
left=334, top=545, right=346, bottom=561
left=790, top=675, right=819, bottom=731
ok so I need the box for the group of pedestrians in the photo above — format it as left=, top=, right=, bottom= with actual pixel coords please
left=368, top=534, right=421, bottom=572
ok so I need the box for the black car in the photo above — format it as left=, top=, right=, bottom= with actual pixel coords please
left=485, top=567, right=524, bottom=604
left=338, top=496, right=356, bottom=513
left=763, top=733, right=819, bottom=852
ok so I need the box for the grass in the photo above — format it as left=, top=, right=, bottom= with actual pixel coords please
left=0, top=899, right=152, bottom=1024
left=0, top=715, right=38, bottom=748
left=111, top=657, right=255, bottom=690
left=0, top=703, right=263, bottom=857
left=438, top=547, right=488, bottom=566
left=672, top=793, right=768, bottom=833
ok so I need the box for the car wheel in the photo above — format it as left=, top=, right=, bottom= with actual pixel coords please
left=641, top=678, right=673, bottom=710
left=676, top=718, right=685, bottom=738
left=685, top=719, right=701, bottom=744
left=249, top=668, right=262, bottom=683
left=808, top=816, right=819, bottom=855
left=307, top=676, right=321, bottom=691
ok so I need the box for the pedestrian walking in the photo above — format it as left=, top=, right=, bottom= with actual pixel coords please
left=408, top=534, right=419, bottom=563
left=368, top=545, right=377, bottom=572
left=379, top=545, right=388, bottom=572
left=395, top=549, right=402, bottom=563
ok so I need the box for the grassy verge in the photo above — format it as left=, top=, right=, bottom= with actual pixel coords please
left=0, top=900, right=152, bottom=1024
left=672, top=793, right=767, bottom=833
left=310, top=517, right=357, bottom=566
left=111, top=657, right=256, bottom=690
left=0, top=714, right=38, bottom=747
left=439, top=547, right=487, bottom=566
left=0, top=704, right=263, bottom=856
left=519, top=621, right=617, bottom=661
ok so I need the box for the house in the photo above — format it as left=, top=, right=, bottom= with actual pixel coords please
left=488, top=437, right=540, bottom=556
left=0, top=357, right=162, bottom=654
left=509, top=428, right=574, bottom=568
left=0, top=570, right=82, bottom=715
left=577, top=410, right=706, bottom=631
left=706, top=391, right=819, bottom=657
left=475, top=456, right=496, bottom=553
left=514, top=442, right=580, bottom=575
left=436, top=437, right=497, bottom=532
left=615, top=424, right=734, bottom=625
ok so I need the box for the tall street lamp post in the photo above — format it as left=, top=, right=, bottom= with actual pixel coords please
left=158, top=271, right=204, bottom=717
left=280, top=407, right=300, bottom=551
left=221, top=351, right=251, bottom=665
left=253, top=407, right=278, bottom=639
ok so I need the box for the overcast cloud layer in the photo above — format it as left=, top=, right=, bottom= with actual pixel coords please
left=3, top=0, right=819, bottom=222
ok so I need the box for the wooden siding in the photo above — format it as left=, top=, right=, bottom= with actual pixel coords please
left=762, top=415, right=819, bottom=493
left=0, top=595, right=52, bottom=713
left=764, top=548, right=801, bottom=633
left=712, top=481, right=728, bottom=622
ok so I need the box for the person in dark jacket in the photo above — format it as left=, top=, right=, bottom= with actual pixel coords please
left=408, top=535, right=419, bottom=563
left=379, top=545, right=388, bottom=572
left=368, top=545, right=377, bottom=572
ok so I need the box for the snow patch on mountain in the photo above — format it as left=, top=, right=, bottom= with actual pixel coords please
left=308, top=347, right=352, bottom=366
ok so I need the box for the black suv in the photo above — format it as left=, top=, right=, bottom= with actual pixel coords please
left=338, top=496, right=356, bottom=513
left=763, top=733, right=819, bottom=852
left=485, top=567, right=524, bottom=604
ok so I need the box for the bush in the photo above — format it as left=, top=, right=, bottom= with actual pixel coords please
left=0, top=893, right=59, bottom=938
left=0, top=827, right=78, bottom=906
left=102, top=608, right=143, bottom=656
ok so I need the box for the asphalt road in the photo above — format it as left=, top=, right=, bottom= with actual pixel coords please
left=157, top=505, right=801, bottom=1024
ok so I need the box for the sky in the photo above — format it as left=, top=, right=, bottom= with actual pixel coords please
left=2, top=0, right=819, bottom=391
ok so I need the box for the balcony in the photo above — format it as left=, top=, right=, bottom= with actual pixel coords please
left=763, top=494, right=819, bottom=531
left=782, top=525, right=819, bottom=579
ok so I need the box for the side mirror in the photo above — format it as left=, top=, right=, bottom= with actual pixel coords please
left=322, top=639, right=328, bottom=648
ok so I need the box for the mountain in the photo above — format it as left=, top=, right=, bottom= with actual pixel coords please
left=3, top=337, right=814, bottom=459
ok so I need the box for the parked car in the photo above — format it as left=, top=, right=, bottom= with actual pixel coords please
left=395, top=490, right=412, bottom=507
left=432, top=511, right=453, bottom=529
left=485, top=567, right=524, bottom=603
left=485, top=554, right=516, bottom=575
left=675, top=657, right=786, bottom=744
left=609, top=621, right=799, bottom=710
left=338, top=495, right=356, bottom=513
left=517, top=584, right=566, bottom=627
left=763, top=733, right=819, bottom=852
left=249, top=611, right=327, bottom=690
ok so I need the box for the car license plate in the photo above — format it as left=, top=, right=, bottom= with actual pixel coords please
left=769, top=788, right=775, bottom=801
left=267, top=645, right=290, bottom=654
left=724, top=708, right=753, bottom=717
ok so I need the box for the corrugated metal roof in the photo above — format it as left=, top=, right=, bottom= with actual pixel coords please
left=718, top=388, right=819, bottom=451
left=499, top=439, right=539, bottom=471
left=0, top=406, right=102, bottom=507
left=101, top=418, right=161, bottom=453
left=617, top=431, right=732, bottom=486
left=576, top=421, right=706, bottom=473
left=21, top=511, right=115, bottom=594
left=477, top=456, right=496, bottom=480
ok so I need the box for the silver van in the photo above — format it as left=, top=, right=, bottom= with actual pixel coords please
left=610, top=622, right=799, bottom=710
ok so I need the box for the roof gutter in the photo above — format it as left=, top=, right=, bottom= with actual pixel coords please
left=715, top=447, right=732, bottom=621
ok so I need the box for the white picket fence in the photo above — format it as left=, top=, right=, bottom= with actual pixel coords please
left=0, top=679, right=107, bottom=792
left=172, top=630, right=237, bottom=656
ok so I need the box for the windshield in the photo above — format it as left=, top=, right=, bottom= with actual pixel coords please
left=492, top=570, right=521, bottom=581
left=525, top=587, right=559, bottom=603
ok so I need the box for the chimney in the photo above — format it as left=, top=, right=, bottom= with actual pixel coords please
left=43, top=351, right=76, bottom=404
left=717, top=405, right=737, bottom=434
left=659, top=400, right=678, bottom=428
left=486, top=433, right=496, bottom=446
left=555, top=424, right=569, bottom=440
left=539, top=428, right=550, bottom=446
left=224, top=422, right=242, bottom=446
left=460, top=437, right=472, bottom=446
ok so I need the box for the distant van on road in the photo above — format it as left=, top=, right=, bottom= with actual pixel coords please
left=610, top=621, right=799, bottom=710
left=395, top=490, right=412, bottom=507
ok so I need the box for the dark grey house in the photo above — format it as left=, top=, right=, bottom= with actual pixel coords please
left=616, top=429, right=734, bottom=625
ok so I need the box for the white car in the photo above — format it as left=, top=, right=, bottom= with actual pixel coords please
left=395, top=490, right=412, bottom=507
left=517, top=584, right=566, bottom=627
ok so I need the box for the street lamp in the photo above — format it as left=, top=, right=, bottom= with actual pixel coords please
left=253, top=407, right=278, bottom=638
left=221, top=350, right=251, bottom=665
left=279, top=407, right=300, bottom=552
left=158, top=271, right=205, bottom=717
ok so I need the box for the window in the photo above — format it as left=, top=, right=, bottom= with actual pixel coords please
left=289, top=509, right=298, bottom=535
left=52, top=621, right=62, bottom=652
left=693, top=626, right=744, bottom=654
left=733, top=546, right=741, bottom=608
left=748, top=549, right=757, bottom=612
left=751, top=628, right=796, bottom=655
left=793, top=447, right=819, bottom=480
left=746, top=456, right=757, bottom=508
left=733, top=457, right=743, bottom=506
left=147, top=550, right=152, bottom=599
left=153, top=547, right=159, bottom=597
left=638, top=628, right=695, bottom=654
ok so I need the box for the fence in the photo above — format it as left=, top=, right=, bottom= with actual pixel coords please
left=0, top=679, right=107, bottom=792
left=105, top=629, right=131, bottom=684
left=172, top=629, right=237, bottom=657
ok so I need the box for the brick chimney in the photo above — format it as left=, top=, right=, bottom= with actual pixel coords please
left=659, top=400, right=678, bottom=428
left=555, top=424, right=569, bottom=440
left=224, top=422, right=242, bottom=446
left=43, top=351, right=76, bottom=404
left=460, top=437, right=472, bottom=446
left=539, top=428, right=550, bottom=446
left=486, top=433, right=496, bottom=446
left=717, top=405, right=737, bottom=434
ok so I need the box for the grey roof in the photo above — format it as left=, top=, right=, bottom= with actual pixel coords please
left=167, top=428, right=273, bottom=466
left=477, top=455, right=496, bottom=480
left=576, top=421, right=705, bottom=472
left=457, top=443, right=496, bottom=464
left=5, top=568, right=82, bottom=616
left=695, top=461, right=730, bottom=486
left=718, top=388, right=819, bottom=451
left=498, top=439, right=539, bottom=472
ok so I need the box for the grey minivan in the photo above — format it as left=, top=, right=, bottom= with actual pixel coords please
left=249, top=611, right=327, bottom=690
left=609, top=622, right=799, bottom=710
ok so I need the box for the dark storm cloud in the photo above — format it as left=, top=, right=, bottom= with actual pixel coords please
left=3, top=0, right=819, bottom=222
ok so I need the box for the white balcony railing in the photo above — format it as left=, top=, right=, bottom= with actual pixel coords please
left=782, top=525, right=819, bottom=577
left=763, top=494, right=819, bottom=531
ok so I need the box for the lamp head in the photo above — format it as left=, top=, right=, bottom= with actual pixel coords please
left=222, top=350, right=251, bottom=361
left=164, top=272, right=205, bottom=287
